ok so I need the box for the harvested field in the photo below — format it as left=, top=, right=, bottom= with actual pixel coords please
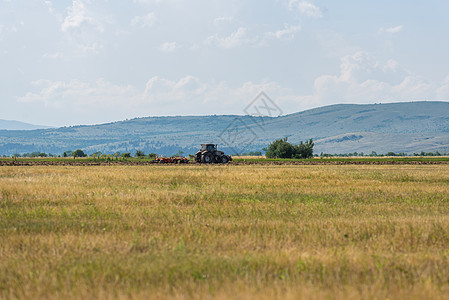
left=1, top=164, right=449, bottom=299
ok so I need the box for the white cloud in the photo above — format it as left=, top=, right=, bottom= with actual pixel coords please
left=213, top=16, right=233, bottom=26
left=206, top=24, right=300, bottom=49
left=288, top=0, right=323, bottom=18
left=206, top=27, right=252, bottom=49
left=61, top=0, right=103, bottom=32
left=306, top=51, right=442, bottom=105
left=159, top=42, right=177, bottom=52
left=16, top=65, right=449, bottom=123
left=386, top=25, right=403, bottom=33
left=42, top=52, right=64, bottom=59
left=43, top=0, right=63, bottom=21
left=142, top=76, right=287, bottom=110
left=265, top=24, right=301, bottom=41
left=0, top=24, right=18, bottom=41
left=18, top=79, right=137, bottom=108
left=17, top=76, right=289, bottom=116
left=379, top=25, right=404, bottom=34
left=131, top=12, right=156, bottom=28
left=43, top=1, right=55, bottom=15
left=78, top=42, right=103, bottom=54
left=436, top=76, right=449, bottom=99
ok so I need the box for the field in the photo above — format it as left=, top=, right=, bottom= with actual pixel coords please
left=1, top=164, right=449, bottom=299
left=1, top=156, right=449, bottom=166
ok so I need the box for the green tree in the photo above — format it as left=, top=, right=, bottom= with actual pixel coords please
left=266, top=138, right=314, bottom=159
left=92, top=152, right=102, bottom=160
left=293, top=139, right=314, bottom=159
left=73, top=149, right=87, bottom=158
left=135, top=150, right=145, bottom=157
left=265, top=138, right=295, bottom=158
left=114, top=152, right=121, bottom=160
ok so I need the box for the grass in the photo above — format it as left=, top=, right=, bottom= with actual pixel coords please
left=1, top=164, right=449, bottom=299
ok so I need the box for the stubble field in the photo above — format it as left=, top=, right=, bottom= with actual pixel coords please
left=1, top=164, right=449, bottom=299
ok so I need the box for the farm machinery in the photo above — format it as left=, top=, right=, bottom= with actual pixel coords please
left=195, top=144, right=232, bottom=164
left=152, top=144, right=231, bottom=164
left=153, top=155, right=189, bottom=164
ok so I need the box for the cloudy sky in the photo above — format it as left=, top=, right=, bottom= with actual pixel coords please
left=1, top=0, right=449, bottom=126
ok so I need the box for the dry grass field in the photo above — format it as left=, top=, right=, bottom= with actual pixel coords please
left=1, top=164, right=449, bottom=299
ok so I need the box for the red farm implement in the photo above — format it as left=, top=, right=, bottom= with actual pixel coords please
left=153, top=155, right=189, bottom=164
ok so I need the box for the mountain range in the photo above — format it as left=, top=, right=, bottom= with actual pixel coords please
left=1, top=101, right=448, bottom=156
left=0, top=119, right=52, bottom=131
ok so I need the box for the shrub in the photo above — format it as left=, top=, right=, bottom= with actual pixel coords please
left=266, top=138, right=314, bottom=159
left=293, top=139, right=314, bottom=159
left=265, top=138, right=295, bottom=158
left=73, top=149, right=87, bottom=158
left=135, top=150, right=145, bottom=157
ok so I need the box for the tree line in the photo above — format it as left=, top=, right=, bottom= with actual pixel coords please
left=4, top=142, right=449, bottom=159
left=9, top=150, right=157, bottom=159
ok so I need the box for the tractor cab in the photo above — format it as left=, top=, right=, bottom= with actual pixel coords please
left=201, top=144, right=217, bottom=152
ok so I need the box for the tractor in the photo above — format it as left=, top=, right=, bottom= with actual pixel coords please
left=195, top=144, right=232, bottom=164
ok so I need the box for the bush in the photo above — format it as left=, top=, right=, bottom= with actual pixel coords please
left=29, top=151, right=48, bottom=158
left=73, top=149, right=87, bottom=158
left=265, top=138, right=295, bottom=158
left=266, top=138, right=314, bottom=159
left=294, top=139, right=314, bottom=159
left=240, top=151, right=263, bottom=156
left=135, top=150, right=145, bottom=157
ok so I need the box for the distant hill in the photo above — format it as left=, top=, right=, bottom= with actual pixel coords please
left=0, top=119, right=52, bottom=131
left=0, top=101, right=448, bottom=155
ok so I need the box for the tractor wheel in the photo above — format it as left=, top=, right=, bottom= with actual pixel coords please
left=221, top=156, right=228, bottom=164
left=202, top=153, right=213, bottom=163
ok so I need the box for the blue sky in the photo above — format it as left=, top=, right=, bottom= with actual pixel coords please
left=1, top=0, right=449, bottom=126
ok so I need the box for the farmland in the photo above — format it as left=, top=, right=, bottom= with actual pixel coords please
left=1, top=164, right=449, bottom=299
left=1, top=156, right=449, bottom=166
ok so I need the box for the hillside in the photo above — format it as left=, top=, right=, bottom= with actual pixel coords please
left=0, top=101, right=448, bottom=155
left=0, top=119, right=52, bottom=131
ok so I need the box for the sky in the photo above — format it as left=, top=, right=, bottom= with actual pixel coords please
left=1, top=0, right=449, bottom=126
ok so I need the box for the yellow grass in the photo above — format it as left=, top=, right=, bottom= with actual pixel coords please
left=1, top=164, right=449, bottom=299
